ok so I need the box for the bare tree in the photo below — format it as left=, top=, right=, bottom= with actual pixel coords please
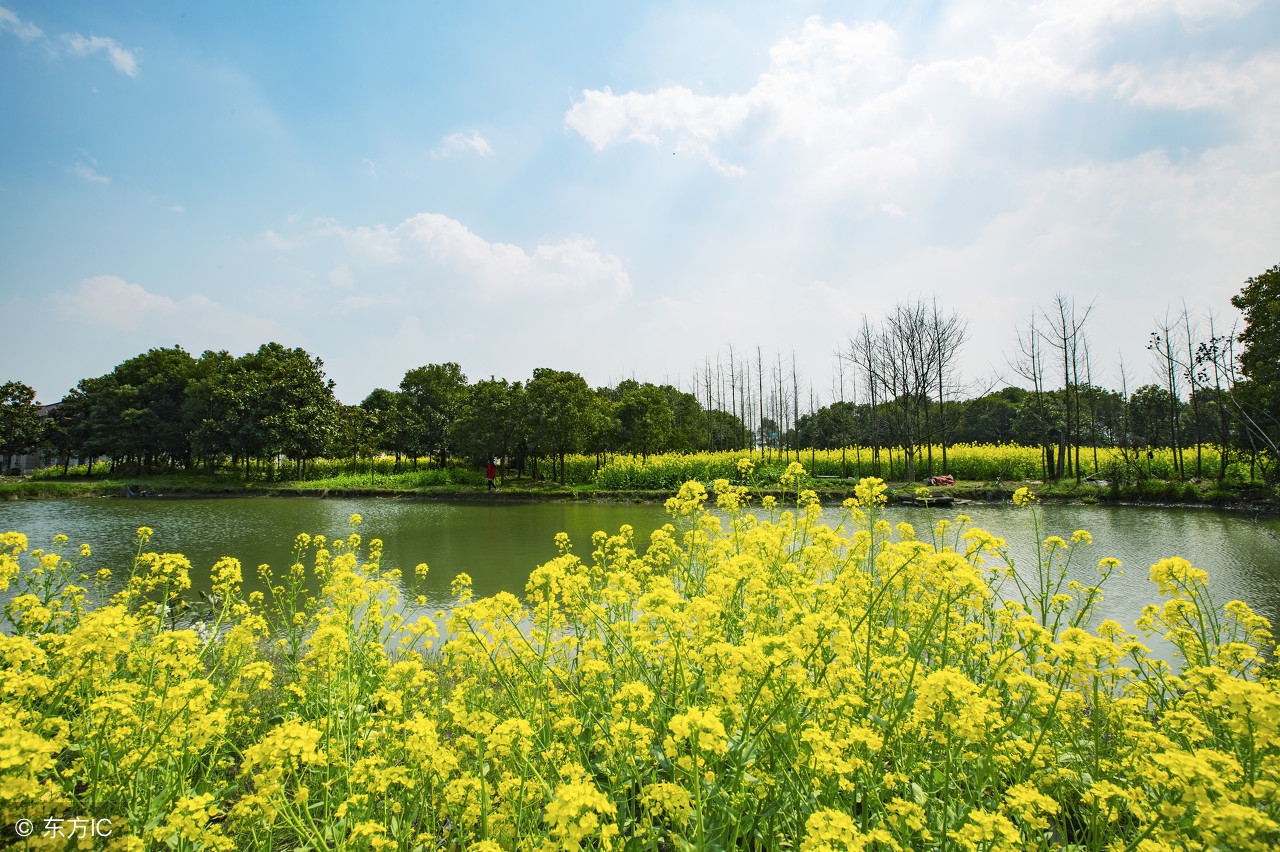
left=1194, top=313, right=1280, bottom=480
left=703, top=358, right=714, bottom=450
left=791, top=349, right=801, bottom=461
left=929, top=299, right=967, bottom=476
left=847, top=316, right=884, bottom=476
left=1082, top=338, right=1100, bottom=474
left=775, top=351, right=789, bottom=461
left=1149, top=310, right=1186, bottom=479
left=1011, top=311, right=1053, bottom=480
left=880, top=301, right=939, bottom=482
left=1115, top=354, right=1137, bottom=481
left=732, top=345, right=742, bottom=450
left=1180, top=304, right=1205, bottom=478
left=1195, top=310, right=1235, bottom=481
left=1041, top=295, right=1094, bottom=480
left=756, top=346, right=766, bottom=459
left=833, top=354, right=851, bottom=477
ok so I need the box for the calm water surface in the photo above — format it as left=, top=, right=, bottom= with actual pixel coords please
left=879, top=502, right=1280, bottom=638
left=0, top=498, right=668, bottom=607
left=2, top=497, right=1277, bottom=636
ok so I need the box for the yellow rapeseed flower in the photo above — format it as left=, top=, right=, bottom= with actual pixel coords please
left=1011, top=487, right=1037, bottom=507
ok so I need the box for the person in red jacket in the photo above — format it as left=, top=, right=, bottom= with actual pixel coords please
left=486, top=460, right=498, bottom=491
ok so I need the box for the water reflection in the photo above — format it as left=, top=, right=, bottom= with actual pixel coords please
left=2, top=497, right=1276, bottom=642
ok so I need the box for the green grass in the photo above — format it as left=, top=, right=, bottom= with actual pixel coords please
left=7, top=456, right=1277, bottom=510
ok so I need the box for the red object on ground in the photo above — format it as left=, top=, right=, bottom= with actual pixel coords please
left=929, top=475, right=955, bottom=486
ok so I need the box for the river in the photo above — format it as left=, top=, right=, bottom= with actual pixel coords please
left=2, top=497, right=1277, bottom=641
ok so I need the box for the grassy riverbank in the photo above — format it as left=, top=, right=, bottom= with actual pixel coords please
left=3, top=445, right=1274, bottom=510
left=4, top=464, right=1278, bottom=511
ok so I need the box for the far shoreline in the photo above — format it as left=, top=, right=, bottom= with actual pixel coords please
left=2, top=474, right=1276, bottom=515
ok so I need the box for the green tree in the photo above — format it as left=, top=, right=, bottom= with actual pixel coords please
left=661, top=385, right=709, bottom=452
left=526, top=368, right=593, bottom=485
left=1011, top=392, right=1065, bottom=479
left=1232, top=264, right=1280, bottom=389
left=797, top=401, right=856, bottom=450
left=953, top=388, right=1024, bottom=444
left=332, top=404, right=380, bottom=482
left=400, top=363, right=468, bottom=467
left=1230, top=264, right=1280, bottom=479
left=707, top=409, right=749, bottom=451
left=40, top=402, right=74, bottom=474
left=0, top=381, right=43, bottom=471
left=360, top=388, right=401, bottom=463
left=59, top=375, right=117, bottom=476
left=385, top=392, right=418, bottom=470
left=451, top=379, right=526, bottom=478
left=184, top=350, right=243, bottom=474
left=246, top=343, right=338, bottom=478
left=183, top=344, right=336, bottom=479
left=583, top=391, right=621, bottom=468
left=1129, top=385, right=1180, bottom=449
left=618, top=384, right=673, bottom=461
left=104, top=347, right=198, bottom=469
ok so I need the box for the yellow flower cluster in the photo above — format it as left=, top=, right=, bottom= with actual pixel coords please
left=0, top=471, right=1276, bottom=850
left=589, top=443, right=1223, bottom=488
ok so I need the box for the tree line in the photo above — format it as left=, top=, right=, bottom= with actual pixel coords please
left=0, top=347, right=748, bottom=484
left=785, top=269, right=1279, bottom=484
left=2, top=263, right=1276, bottom=484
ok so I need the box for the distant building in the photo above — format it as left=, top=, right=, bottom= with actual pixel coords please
left=7, top=403, right=88, bottom=474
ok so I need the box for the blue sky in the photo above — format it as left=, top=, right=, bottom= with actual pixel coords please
left=2, top=0, right=1277, bottom=404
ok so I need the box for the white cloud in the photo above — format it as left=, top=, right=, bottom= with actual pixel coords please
left=56, top=276, right=172, bottom=331
left=11, top=2, right=1272, bottom=405
left=262, top=229, right=303, bottom=251
left=546, top=3, right=1279, bottom=395
left=567, top=85, right=749, bottom=149
left=300, top=212, right=631, bottom=302
left=564, top=18, right=910, bottom=172
left=168, top=204, right=184, bottom=213
left=1110, top=56, right=1274, bottom=109
left=0, top=6, right=42, bottom=40
left=62, top=32, right=139, bottom=77
left=2, top=10, right=142, bottom=77
left=50, top=276, right=283, bottom=342
left=565, top=7, right=1273, bottom=183
left=429, top=130, right=494, bottom=158
left=250, top=214, right=637, bottom=398
left=72, top=162, right=109, bottom=184
left=328, top=263, right=353, bottom=288
left=846, top=142, right=1279, bottom=381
